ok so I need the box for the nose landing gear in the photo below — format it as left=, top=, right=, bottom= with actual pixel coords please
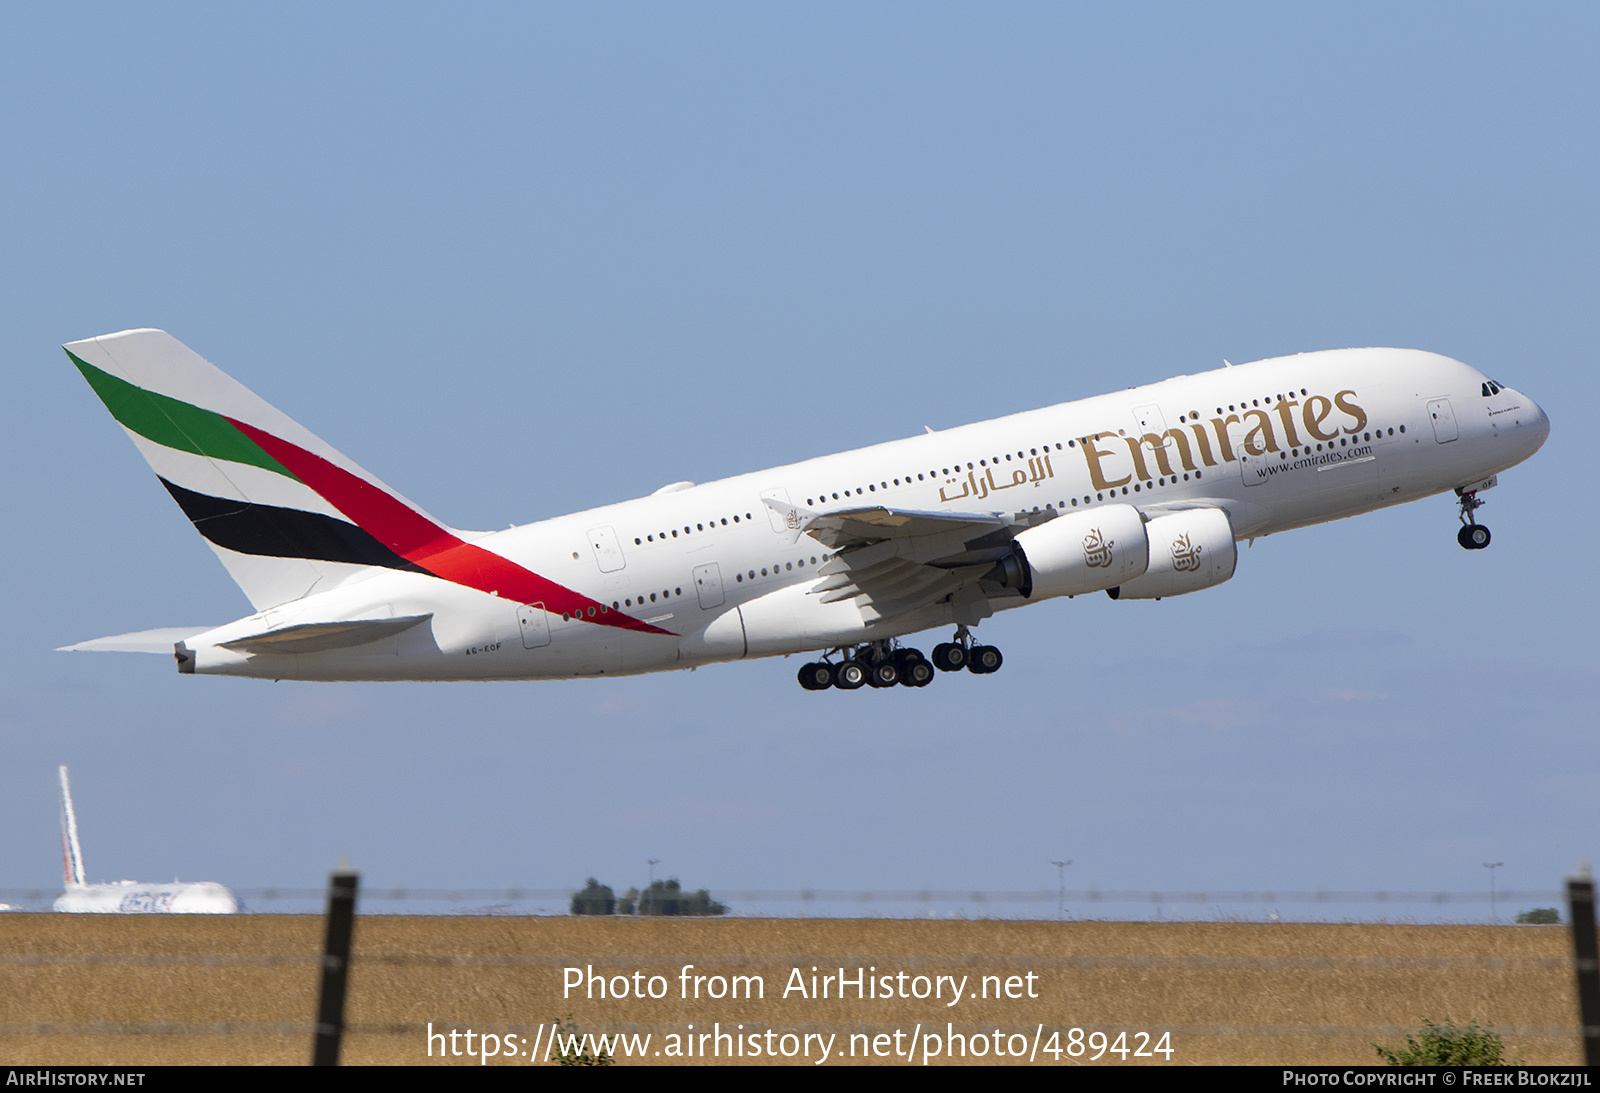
left=1455, top=488, right=1491, bottom=550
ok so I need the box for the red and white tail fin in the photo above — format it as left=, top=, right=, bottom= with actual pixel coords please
left=59, top=766, right=86, bottom=889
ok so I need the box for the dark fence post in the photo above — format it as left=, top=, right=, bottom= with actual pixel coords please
left=312, top=867, right=359, bottom=1066
left=1568, top=869, right=1599, bottom=1066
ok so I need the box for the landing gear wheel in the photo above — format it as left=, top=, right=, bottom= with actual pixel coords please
left=797, top=662, right=834, bottom=691
left=1457, top=524, right=1491, bottom=550
left=931, top=643, right=968, bottom=672
left=968, top=645, right=1003, bottom=674
left=833, top=660, right=867, bottom=690
left=867, top=659, right=900, bottom=688
left=899, top=657, right=934, bottom=688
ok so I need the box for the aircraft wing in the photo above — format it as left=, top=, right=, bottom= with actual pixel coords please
left=796, top=504, right=1010, bottom=548
left=765, top=499, right=1045, bottom=624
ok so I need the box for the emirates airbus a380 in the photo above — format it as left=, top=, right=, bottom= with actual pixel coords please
left=60, top=329, right=1548, bottom=691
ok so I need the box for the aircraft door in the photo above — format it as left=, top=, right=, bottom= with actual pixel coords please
left=1133, top=403, right=1168, bottom=434
left=1134, top=403, right=1180, bottom=475
left=1238, top=441, right=1269, bottom=487
left=693, top=563, right=725, bottom=610
left=517, top=603, right=551, bottom=648
left=760, top=487, right=796, bottom=534
left=587, top=526, right=626, bottom=572
left=1427, top=398, right=1458, bottom=443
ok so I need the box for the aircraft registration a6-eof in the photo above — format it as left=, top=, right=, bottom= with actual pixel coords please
left=60, top=330, right=1548, bottom=691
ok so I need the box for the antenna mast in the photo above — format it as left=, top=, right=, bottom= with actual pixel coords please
left=58, top=766, right=86, bottom=888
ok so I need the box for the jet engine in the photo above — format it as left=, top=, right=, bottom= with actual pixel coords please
left=994, top=503, right=1150, bottom=599
left=1107, top=506, right=1237, bottom=600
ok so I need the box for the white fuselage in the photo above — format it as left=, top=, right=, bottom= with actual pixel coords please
left=179, top=348, right=1549, bottom=681
left=54, top=881, right=240, bottom=914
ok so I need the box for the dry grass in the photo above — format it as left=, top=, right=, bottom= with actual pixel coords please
left=0, top=914, right=1580, bottom=1065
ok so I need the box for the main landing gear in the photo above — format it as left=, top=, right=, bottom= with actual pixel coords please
left=1455, top=488, right=1491, bottom=551
left=796, top=629, right=1004, bottom=691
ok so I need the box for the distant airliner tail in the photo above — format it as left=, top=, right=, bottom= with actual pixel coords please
left=59, top=766, right=85, bottom=889
left=65, top=329, right=454, bottom=610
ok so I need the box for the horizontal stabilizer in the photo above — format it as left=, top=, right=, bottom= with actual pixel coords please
left=58, top=627, right=218, bottom=654
left=218, top=614, right=431, bottom=654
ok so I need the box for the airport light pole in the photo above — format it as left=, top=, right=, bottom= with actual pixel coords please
left=647, top=859, right=660, bottom=888
left=1484, top=862, right=1504, bottom=923
left=1051, top=860, right=1071, bottom=921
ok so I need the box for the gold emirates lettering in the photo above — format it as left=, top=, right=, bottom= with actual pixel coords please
left=1080, top=390, right=1367, bottom=482
left=1082, top=528, right=1114, bottom=568
left=1170, top=533, right=1202, bottom=572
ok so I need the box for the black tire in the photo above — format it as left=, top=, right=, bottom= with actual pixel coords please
left=797, top=662, right=834, bottom=691
left=868, top=660, right=900, bottom=688
left=968, top=645, right=1003, bottom=674
left=931, top=642, right=967, bottom=672
left=834, top=661, right=867, bottom=690
left=900, top=658, right=935, bottom=687
left=1464, top=524, right=1491, bottom=550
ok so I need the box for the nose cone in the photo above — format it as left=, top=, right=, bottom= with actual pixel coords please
left=1522, top=394, right=1551, bottom=452
left=1501, top=388, right=1550, bottom=465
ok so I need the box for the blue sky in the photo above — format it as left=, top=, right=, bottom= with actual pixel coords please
left=2, top=3, right=1594, bottom=919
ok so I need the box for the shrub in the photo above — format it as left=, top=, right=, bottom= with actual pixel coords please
left=1515, top=907, right=1560, bottom=924
left=1375, top=1020, right=1506, bottom=1065
left=552, top=1014, right=613, bottom=1066
left=569, top=878, right=615, bottom=915
left=619, top=878, right=726, bottom=916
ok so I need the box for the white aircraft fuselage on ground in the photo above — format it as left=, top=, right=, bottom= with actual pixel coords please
left=61, top=331, right=1548, bottom=690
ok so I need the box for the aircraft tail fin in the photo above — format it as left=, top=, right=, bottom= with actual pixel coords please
left=64, top=329, right=456, bottom=610
left=59, top=766, right=85, bottom=889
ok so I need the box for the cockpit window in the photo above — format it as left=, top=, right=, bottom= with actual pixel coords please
left=1481, top=380, right=1504, bottom=397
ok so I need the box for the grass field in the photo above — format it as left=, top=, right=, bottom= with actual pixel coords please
left=0, top=914, right=1581, bottom=1065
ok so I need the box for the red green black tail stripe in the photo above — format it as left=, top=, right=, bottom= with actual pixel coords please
left=224, top=419, right=670, bottom=634
left=70, top=347, right=667, bottom=635
left=159, top=478, right=430, bottom=573
left=69, top=351, right=295, bottom=478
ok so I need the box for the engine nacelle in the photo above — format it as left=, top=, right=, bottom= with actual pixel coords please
left=1006, top=503, right=1150, bottom=599
left=1108, top=507, right=1237, bottom=600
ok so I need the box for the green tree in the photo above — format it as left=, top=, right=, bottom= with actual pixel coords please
left=569, top=878, right=615, bottom=916
left=1375, top=1020, right=1507, bottom=1065
left=1515, top=907, right=1560, bottom=924
left=628, top=878, right=726, bottom=916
